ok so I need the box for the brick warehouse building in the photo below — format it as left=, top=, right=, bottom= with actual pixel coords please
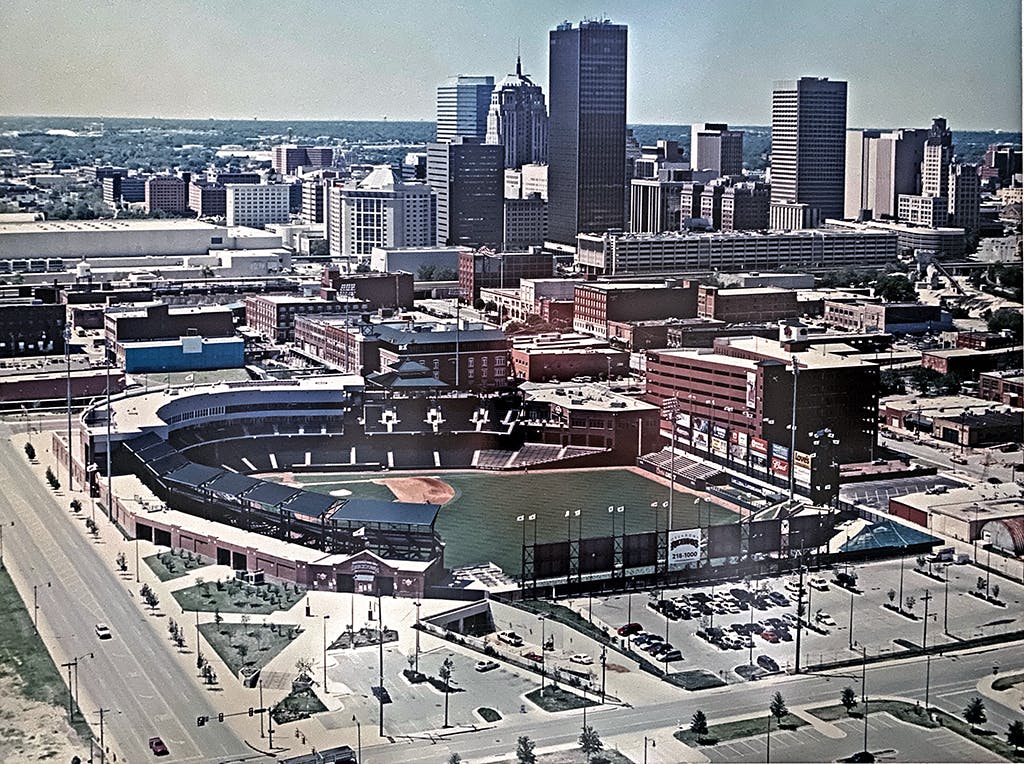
left=645, top=335, right=879, bottom=465
left=458, top=249, right=554, bottom=302
left=294, top=315, right=510, bottom=392
left=696, top=285, right=801, bottom=324
left=572, top=281, right=699, bottom=338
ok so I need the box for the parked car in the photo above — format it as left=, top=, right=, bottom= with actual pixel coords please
left=816, top=611, right=837, bottom=627
left=474, top=660, right=499, bottom=672
left=776, top=627, right=793, bottom=641
left=497, top=631, right=523, bottom=647
left=148, top=737, right=169, bottom=757
left=768, top=592, right=790, bottom=606
left=765, top=617, right=787, bottom=630
left=757, top=655, right=780, bottom=672
left=760, top=629, right=780, bottom=643
left=95, top=623, right=112, bottom=640
left=523, top=652, right=543, bottom=662
left=782, top=612, right=800, bottom=626
left=660, top=649, right=683, bottom=662
left=617, top=622, right=643, bottom=637
left=809, top=576, right=830, bottom=591
left=569, top=653, right=593, bottom=665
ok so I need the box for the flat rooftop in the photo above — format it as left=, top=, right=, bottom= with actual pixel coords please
left=722, top=335, right=880, bottom=370
left=894, top=484, right=1024, bottom=521
left=521, top=381, right=658, bottom=412
left=0, top=219, right=223, bottom=235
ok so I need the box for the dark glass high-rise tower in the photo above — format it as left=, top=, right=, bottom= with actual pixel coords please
left=547, top=19, right=627, bottom=246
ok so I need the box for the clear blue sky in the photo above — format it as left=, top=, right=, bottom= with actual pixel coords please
left=1, top=0, right=1020, bottom=130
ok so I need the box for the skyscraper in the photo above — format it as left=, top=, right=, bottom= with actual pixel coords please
left=921, top=117, right=953, bottom=197
left=427, top=138, right=504, bottom=249
left=690, top=123, right=744, bottom=176
left=547, top=19, right=628, bottom=246
left=486, top=56, right=548, bottom=168
left=436, top=76, right=494, bottom=143
left=770, top=77, right=848, bottom=227
left=844, top=127, right=929, bottom=219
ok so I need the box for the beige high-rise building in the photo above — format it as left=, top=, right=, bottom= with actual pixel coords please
left=690, top=123, right=744, bottom=176
left=844, top=127, right=929, bottom=219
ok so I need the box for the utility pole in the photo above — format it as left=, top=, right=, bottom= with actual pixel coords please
left=64, top=323, right=73, bottom=488
left=258, top=680, right=265, bottom=738
left=943, top=565, right=950, bottom=636
left=600, top=644, right=607, bottom=702
left=98, top=708, right=111, bottom=763
left=33, top=581, right=50, bottom=631
left=61, top=660, right=74, bottom=722
left=377, top=590, right=384, bottom=737
left=794, top=567, right=805, bottom=673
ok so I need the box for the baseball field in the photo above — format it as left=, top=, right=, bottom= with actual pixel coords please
left=288, top=467, right=735, bottom=573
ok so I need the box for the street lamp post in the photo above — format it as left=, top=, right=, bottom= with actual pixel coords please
left=943, top=564, right=950, bottom=636
left=414, top=599, right=422, bottom=674
left=352, top=715, right=361, bottom=763
left=33, top=581, right=50, bottom=631
left=322, top=614, right=330, bottom=693
left=539, top=615, right=546, bottom=694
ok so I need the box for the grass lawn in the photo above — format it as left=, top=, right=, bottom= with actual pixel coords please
left=665, top=669, right=728, bottom=691
left=199, top=622, right=301, bottom=678
left=477, top=707, right=501, bottom=722
left=271, top=687, right=327, bottom=725
left=144, top=550, right=209, bottom=582
left=674, top=713, right=806, bottom=746
left=173, top=577, right=305, bottom=614
left=0, top=568, right=91, bottom=741
left=810, top=700, right=1024, bottom=762
left=992, top=671, right=1024, bottom=692
left=296, top=468, right=735, bottom=573
left=525, top=685, right=599, bottom=713
left=495, top=752, right=634, bottom=764
left=518, top=599, right=612, bottom=644
left=291, top=475, right=397, bottom=502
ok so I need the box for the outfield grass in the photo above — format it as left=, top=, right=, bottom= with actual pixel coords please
left=0, top=568, right=91, bottom=740
left=296, top=469, right=735, bottom=573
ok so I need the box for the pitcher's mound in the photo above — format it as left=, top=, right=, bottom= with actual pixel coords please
left=375, top=476, right=455, bottom=505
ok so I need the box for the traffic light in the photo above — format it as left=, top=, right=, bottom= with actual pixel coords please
left=196, top=716, right=206, bottom=727
left=248, top=707, right=254, bottom=717
left=218, top=712, right=224, bottom=723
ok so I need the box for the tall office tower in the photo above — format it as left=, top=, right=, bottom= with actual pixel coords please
left=547, top=19, right=628, bottom=245
left=427, top=138, right=504, bottom=249
left=485, top=56, right=548, bottom=168
left=225, top=184, right=291, bottom=228
left=922, top=117, right=953, bottom=197
left=144, top=175, right=188, bottom=215
left=770, top=77, right=847, bottom=228
left=844, top=127, right=929, bottom=219
left=948, top=163, right=981, bottom=234
left=436, top=76, right=494, bottom=143
left=630, top=141, right=690, bottom=233
left=691, top=123, right=744, bottom=176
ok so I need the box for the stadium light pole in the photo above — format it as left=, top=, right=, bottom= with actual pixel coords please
left=104, top=334, right=113, bottom=523
left=64, top=324, right=73, bottom=489
left=322, top=614, right=330, bottom=693
left=413, top=599, right=422, bottom=674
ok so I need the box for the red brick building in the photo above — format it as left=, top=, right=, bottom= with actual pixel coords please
left=697, top=285, right=800, bottom=323
left=572, top=281, right=699, bottom=338
left=458, top=249, right=554, bottom=302
left=320, top=266, right=414, bottom=310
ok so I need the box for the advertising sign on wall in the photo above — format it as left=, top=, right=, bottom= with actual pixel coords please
left=728, top=430, right=748, bottom=463
left=751, top=436, right=769, bottom=470
left=746, top=372, right=757, bottom=409
left=668, top=528, right=702, bottom=570
left=710, top=437, right=728, bottom=458
left=793, top=450, right=812, bottom=488
left=692, top=418, right=709, bottom=451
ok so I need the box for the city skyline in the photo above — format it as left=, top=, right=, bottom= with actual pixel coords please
left=0, top=0, right=1020, bottom=131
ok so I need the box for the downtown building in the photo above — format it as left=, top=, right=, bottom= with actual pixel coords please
left=485, top=56, right=548, bottom=168
left=690, top=123, right=744, bottom=176
left=645, top=335, right=879, bottom=465
left=436, top=76, right=494, bottom=143
left=272, top=145, right=334, bottom=176
left=769, top=77, right=848, bottom=229
left=547, top=19, right=628, bottom=246
left=576, top=228, right=898, bottom=275
left=144, top=175, right=188, bottom=215
left=225, top=183, right=291, bottom=228
left=427, top=138, right=504, bottom=249
left=326, top=166, right=433, bottom=264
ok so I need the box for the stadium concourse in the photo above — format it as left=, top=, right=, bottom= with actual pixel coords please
left=58, top=376, right=660, bottom=597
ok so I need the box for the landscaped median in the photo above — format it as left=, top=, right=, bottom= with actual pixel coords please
left=198, top=619, right=302, bottom=680
left=674, top=712, right=806, bottom=746
left=144, top=550, right=210, bottom=581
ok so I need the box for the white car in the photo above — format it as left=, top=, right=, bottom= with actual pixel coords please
left=95, top=623, right=112, bottom=640
left=809, top=576, right=830, bottom=591
left=784, top=580, right=801, bottom=593
left=474, top=660, right=499, bottom=673
left=569, top=653, right=594, bottom=665
left=816, top=612, right=837, bottom=627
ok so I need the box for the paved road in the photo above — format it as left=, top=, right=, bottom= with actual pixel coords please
left=882, top=435, right=1017, bottom=483
left=0, top=425, right=254, bottom=764
left=352, top=641, right=1024, bottom=763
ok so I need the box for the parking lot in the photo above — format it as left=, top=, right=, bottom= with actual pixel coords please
left=702, top=712, right=1001, bottom=763
left=580, top=555, right=1024, bottom=677
left=840, top=475, right=967, bottom=511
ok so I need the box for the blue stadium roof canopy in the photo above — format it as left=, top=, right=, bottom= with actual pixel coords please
left=283, top=491, right=341, bottom=519
left=330, top=498, right=439, bottom=528
left=242, top=481, right=302, bottom=507
left=841, top=519, right=938, bottom=552
left=163, top=462, right=223, bottom=489
left=204, top=471, right=262, bottom=497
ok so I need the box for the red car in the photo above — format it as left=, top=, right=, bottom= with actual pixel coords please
left=148, top=737, right=169, bottom=756
left=760, top=629, right=780, bottom=644
left=617, top=622, right=643, bottom=637
left=523, top=651, right=543, bottom=662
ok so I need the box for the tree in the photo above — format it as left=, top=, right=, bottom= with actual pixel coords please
left=690, top=709, right=709, bottom=741
left=879, top=369, right=907, bottom=395
left=905, top=595, right=916, bottom=612
left=1007, top=720, right=1024, bottom=752
left=916, top=555, right=927, bottom=570
left=887, top=588, right=896, bottom=605
left=578, top=725, right=603, bottom=762
left=440, top=656, right=454, bottom=728
left=115, top=552, right=127, bottom=572
left=515, top=735, right=537, bottom=764
left=45, top=466, right=57, bottom=487
left=769, top=691, right=788, bottom=725
left=874, top=273, right=918, bottom=303
left=69, top=499, right=81, bottom=513
left=447, top=754, right=462, bottom=764
left=841, top=687, right=858, bottom=715
left=991, top=584, right=1001, bottom=600
left=963, top=696, right=987, bottom=732
left=354, top=262, right=371, bottom=273
left=987, top=308, right=1023, bottom=342
left=23, top=442, right=35, bottom=460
